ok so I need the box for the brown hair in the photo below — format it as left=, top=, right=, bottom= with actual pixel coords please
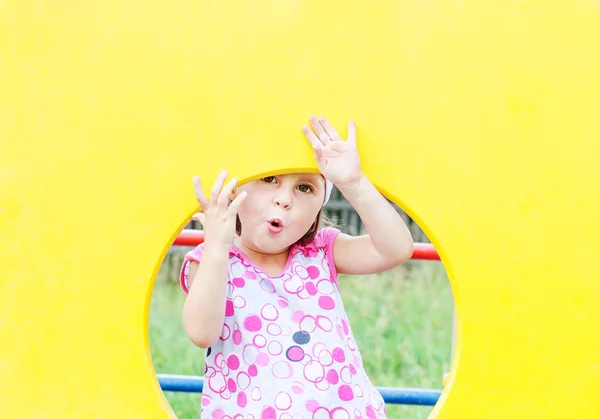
left=236, top=207, right=328, bottom=247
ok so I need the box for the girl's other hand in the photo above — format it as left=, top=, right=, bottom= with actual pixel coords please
left=192, top=170, right=247, bottom=253
left=302, top=116, right=362, bottom=189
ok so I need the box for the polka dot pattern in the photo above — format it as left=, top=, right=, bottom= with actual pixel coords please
left=243, top=315, right=262, bottom=332
left=286, top=346, right=305, bottom=362
left=292, top=331, right=311, bottom=345
left=180, top=228, right=386, bottom=418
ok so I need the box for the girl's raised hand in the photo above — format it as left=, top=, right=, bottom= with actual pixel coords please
left=193, top=170, right=247, bottom=252
left=302, top=116, right=362, bottom=188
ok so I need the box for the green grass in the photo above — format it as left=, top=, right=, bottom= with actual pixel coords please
left=149, top=259, right=454, bottom=419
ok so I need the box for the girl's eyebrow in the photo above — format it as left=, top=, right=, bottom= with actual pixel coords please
left=297, top=177, right=321, bottom=187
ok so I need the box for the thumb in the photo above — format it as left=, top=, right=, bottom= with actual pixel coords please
left=191, top=212, right=205, bottom=226
left=347, top=121, right=357, bottom=146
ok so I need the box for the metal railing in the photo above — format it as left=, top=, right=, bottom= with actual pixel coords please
left=157, top=374, right=442, bottom=406
left=161, top=229, right=446, bottom=407
left=173, top=230, right=441, bottom=261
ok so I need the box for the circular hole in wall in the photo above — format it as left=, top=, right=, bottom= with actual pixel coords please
left=149, top=183, right=455, bottom=419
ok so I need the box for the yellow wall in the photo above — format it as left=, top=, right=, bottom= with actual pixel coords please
left=1, top=1, right=599, bottom=417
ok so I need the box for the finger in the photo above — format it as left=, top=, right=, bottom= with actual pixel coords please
left=318, top=117, right=342, bottom=141
left=217, top=176, right=238, bottom=210
left=347, top=121, right=357, bottom=146
left=191, top=212, right=205, bottom=225
left=313, top=141, right=324, bottom=161
left=302, top=124, right=322, bottom=150
left=302, top=124, right=325, bottom=160
left=210, top=170, right=228, bottom=207
left=193, top=176, right=209, bottom=210
left=309, top=116, right=331, bottom=144
left=226, top=190, right=247, bottom=218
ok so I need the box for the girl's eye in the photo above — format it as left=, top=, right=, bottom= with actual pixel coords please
left=262, top=176, right=276, bottom=183
left=298, top=184, right=313, bottom=193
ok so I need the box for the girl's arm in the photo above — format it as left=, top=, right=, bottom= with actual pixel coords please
left=182, top=249, right=230, bottom=348
left=182, top=170, right=246, bottom=349
left=301, top=116, right=413, bottom=275
left=333, top=174, right=414, bottom=275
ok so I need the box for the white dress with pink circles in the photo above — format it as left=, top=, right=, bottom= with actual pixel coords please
left=180, top=227, right=387, bottom=419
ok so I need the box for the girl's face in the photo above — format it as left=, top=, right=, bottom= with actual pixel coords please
left=234, top=173, right=326, bottom=253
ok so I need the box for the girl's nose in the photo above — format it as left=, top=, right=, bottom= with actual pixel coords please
left=274, top=193, right=291, bottom=209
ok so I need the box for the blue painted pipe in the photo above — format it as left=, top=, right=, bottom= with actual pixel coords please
left=157, top=374, right=441, bottom=406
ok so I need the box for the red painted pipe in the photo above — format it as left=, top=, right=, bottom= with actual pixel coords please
left=412, top=243, right=441, bottom=260
left=173, top=229, right=440, bottom=261
left=173, top=229, right=205, bottom=247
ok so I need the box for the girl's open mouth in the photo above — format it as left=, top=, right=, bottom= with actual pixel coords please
left=267, top=219, right=283, bottom=234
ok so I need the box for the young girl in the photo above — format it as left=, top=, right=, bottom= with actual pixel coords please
left=180, top=116, right=414, bottom=419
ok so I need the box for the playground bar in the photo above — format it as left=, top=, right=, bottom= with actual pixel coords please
left=173, top=229, right=440, bottom=261
left=156, top=374, right=442, bottom=406
left=166, top=232, right=444, bottom=407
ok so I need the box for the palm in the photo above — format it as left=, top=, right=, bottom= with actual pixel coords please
left=302, top=116, right=362, bottom=187
left=314, top=141, right=360, bottom=185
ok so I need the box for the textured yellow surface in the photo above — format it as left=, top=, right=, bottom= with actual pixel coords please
left=1, top=1, right=600, bottom=417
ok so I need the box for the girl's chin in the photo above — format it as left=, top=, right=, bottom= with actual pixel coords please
left=239, top=225, right=307, bottom=252
left=257, top=232, right=302, bottom=251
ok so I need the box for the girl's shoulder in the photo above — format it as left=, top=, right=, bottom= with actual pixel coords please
left=314, top=226, right=342, bottom=248
left=179, top=242, right=205, bottom=293
left=294, top=226, right=341, bottom=255
left=292, top=227, right=342, bottom=283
